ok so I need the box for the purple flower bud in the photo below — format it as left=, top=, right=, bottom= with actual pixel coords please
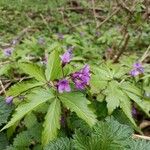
left=57, top=79, right=71, bottom=93
left=60, top=49, right=73, bottom=66
left=107, top=48, right=112, bottom=52
left=3, top=47, right=13, bottom=57
left=80, top=32, right=85, bottom=36
left=130, top=62, right=144, bottom=77
left=37, top=37, right=45, bottom=45
left=5, top=96, right=13, bottom=104
left=57, top=33, right=64, bottom=40
left=71, top=65, right=90, bottom=90
left=61, top=116, right=65, bottom=127
left=132, top=106, right=137, bottom=117
left=95, top=31, right=100, bottom=37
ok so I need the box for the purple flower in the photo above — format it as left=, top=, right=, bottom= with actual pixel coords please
left=95, top=31, right=100, bottom=37
left=132, top=106, right=137, bottom=117
left=5, top=96, right=13, bottom=104
left=3, top=47, right=13, bottom=57
left=60, top=49, right=73, bottom=66
left=130, top=62, right=144, bottom=77
left=80, top=32, right=85, bottom=36
left=71, top=65, right=90, bottom=90
left=37, top=37, right=45, bottom=45
left=57, top=33, right=64, bottom=40
left=57, top=79, right=71, bottom=93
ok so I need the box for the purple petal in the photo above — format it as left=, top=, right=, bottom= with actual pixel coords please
left=5, top=96, right=13, bottom=104
left=57, top=79, right=71, bottom=93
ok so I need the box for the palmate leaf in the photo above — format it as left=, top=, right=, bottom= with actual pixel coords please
left=104, top=81, right=120, bottom=114
left=0, top=132, right=8, bottom=149
left=6, top=80, right=44, bottom=97
left=73, top=117, right=133, bottom=150
left=120, top=81, right=150, bottom=116
left=104, top=81, right=137, bottom=127
left=0, top=96, right=13, bottom=126
left=1, top=89, right=54, bottom=131
left=19, top=63, right=46, bottom=82
left=45, top=50, right=62, bottom=81
left=128, top=139, right=150, bottom=150
left=42, top=98, right=61, bottom=145
left=44, top=137, right=72, bottom=150
left=59, top=92, right=97, bottom=127
left=125, top=91, right=150, bottom=117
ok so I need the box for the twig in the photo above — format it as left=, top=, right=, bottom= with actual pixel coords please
left=113, top=33, right=130, bottom=63
left=57, top=7, right=104, bottom=12
left=116, top=0, right=133, bottom=14
left=40, top=14, right=51, bottom=32
left=140, top=45, right=150, bottom=62
left=0, top=82, right=11, bottom=95
left=140, top=120, right=150, bottom=129
left=133, top=134, right=150, bottom=140
left=0, top=80, right=7, bottom=95
left=96, top=8, right=120, bottom=29
left=91, top=0, right=98, bottom=27
left=0, top=27, right=32, bottom=49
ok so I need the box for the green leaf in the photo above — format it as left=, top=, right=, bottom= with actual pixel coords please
left=119, top=94, right=137, bottom=128
left=24, top=112, right=37, bottom=129
left=105, top=81, right=120, bottom=114
left=45, top=50, right=62, bottom=81
left=1, top=89, right=54, bottom=131
left=104, top=81, right=137, bottom=127
left=73, top=117, right=133, bottom=150
left=19, top=63, right=46, bottom=82
left=90, top=75, right=107, bottom=94
left=42, top=98, right=61, bottom=145
left=59, top=92, right=97, bottom=127
left=129, top=139, right=150, bottom=150
left=0, top=132, right=8, bottom=149
left=13, top=130, right=31, bottom=147
left=125, top=91, right=150, bottom=117
left=44, top=137, right=72, bottom=150
left=0, top=96, right=13, bottom=126
left=121, top=82, right=142, bottom=97
left=6, top=80, right=44, bottom=97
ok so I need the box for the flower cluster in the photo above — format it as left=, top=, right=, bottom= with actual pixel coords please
left=57, top=50, right=90, bottom=93
left=3, top=47, right=14, bottom=57
left=60, top=47, right=73, bottom=66
left=130, top=62, right=144, bottom=77
left=71, top=65, right=90, bottom=90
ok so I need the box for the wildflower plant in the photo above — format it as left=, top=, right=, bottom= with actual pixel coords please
left=1, top=49, right=97, bottom=146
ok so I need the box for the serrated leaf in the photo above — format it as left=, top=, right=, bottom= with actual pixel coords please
left=129, top=139, right=150, bottom=150
left=121, top=82, right=142, bottom=97
left=42, top=98, right=61, bottom=145
left=119, top=94, right=137, bottom=128
left=1, top=89, right=54, bottom=131
left=59, top=92, right=97, bottom=127
left=0, top=132, right=8, bottom=149
left=90, top=75, right=107, bottom=94
left=19, top=63, right=46, bottom=82
left=0, top=96, right=13, bottom=126
left=104, top=81, right=137, bottom=128
left=44, top=137, right=72, bottom=150
left=24, top=112, right=37, bottom=129
left=125, top=91, right=150, bottom=117
left=105, top=81, right=120, bottom=114
left=6, top=80, right=44, bottom=97
left=45, top=50, right=62, bottom=81
left=73, top=117, right=133, bottom=150
left=13, top=130, right=31, bottom=147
